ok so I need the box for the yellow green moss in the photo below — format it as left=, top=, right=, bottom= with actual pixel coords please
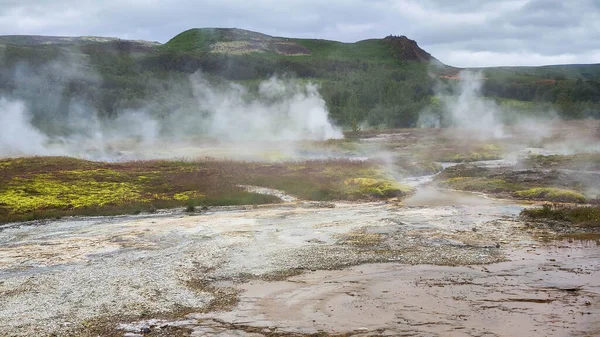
left=0, top=174, right=144, bottom=213
left=515, top=188, right=587, bottom=203
left=436, top=144, right=503, bottom=163
left=0, top=156, right=418, bottom=222
left=173, top=191, right=205, bottom=201
left=440, top=177, right=518, bottom=193
left=344, top=177, right=414, bottom=198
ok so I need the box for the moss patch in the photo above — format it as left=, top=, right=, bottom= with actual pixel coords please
left=438, top=177, right=519, bottom=194
left=435, top=163, right=593, bottom=203
left=344, top=177, right=414, bottom=198
left=515, top=188, right=587, bottom=203
left=0, top=156, right=411, bottom=223
left=1, top=174, right=144, bottom=213
left=423, top=143, right=504, bottom=163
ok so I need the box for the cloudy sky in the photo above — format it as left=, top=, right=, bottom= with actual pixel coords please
left=1, top=0, right=598, bottom=67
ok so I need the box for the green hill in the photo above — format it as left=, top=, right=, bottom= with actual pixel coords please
left=162, top=28, right=440, bottom=64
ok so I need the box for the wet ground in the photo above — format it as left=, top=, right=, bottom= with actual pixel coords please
left=1, top=123, right=600, bottom=336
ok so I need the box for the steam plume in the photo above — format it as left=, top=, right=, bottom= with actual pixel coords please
left=0, top=64, right=343, bottom=160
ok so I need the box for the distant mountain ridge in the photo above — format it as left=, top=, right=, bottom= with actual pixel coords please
left=0, top=35, right=160, bottom=47
left=0, top=28, right=441, bottom=65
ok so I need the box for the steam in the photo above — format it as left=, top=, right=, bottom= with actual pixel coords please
left=419, top=71, right=504, bottom=138
left=419, top=70, right=563, bottom=142
left=443, top=71, right=505, bottom=138
left=0, top=98, right=53, bottom=156
left=181, top=74, right=343, bottom=142
left=0, top=66, right=342, bottom=159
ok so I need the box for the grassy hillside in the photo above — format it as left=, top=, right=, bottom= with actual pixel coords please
left=479, top=64, right=600, bottom=81
left=162, top=28, right=436, bottom=63
left=1, top=28, right=599, bottom=131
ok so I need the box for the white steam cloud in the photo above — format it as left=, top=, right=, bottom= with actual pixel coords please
left=0, top=71, right=342, bottom=160
left=419, top=70, right=558, bottom=141
left=0, top=98, right=53, bottom=156
left=184, top=73, right=343, bottom=142
left=419, top=71, right=504, bottom=138
left=442, top=71, right=505, bottom=138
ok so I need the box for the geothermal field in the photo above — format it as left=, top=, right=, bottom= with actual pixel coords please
left=0, top=30, right=599, bottom=335
left=1, top=117, right=599, bottom=337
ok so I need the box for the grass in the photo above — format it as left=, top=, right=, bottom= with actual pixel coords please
left=161, top=28, right=427, bottom=66
left=521, top=204, right=600, bottom=228
left=290, top=38, right=400, bottom=63
left=0, top=156, right=412, bottom=224
left=163, top=28, right=222, bottom=52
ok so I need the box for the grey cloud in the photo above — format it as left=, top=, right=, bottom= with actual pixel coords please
left=503, top=0, right=583, bottom=28
left=521, top=0, right=565, bottom=12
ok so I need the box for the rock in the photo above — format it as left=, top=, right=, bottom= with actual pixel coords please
left=140, top=326, right=151, bottom=334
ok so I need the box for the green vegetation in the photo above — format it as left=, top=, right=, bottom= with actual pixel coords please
left=480, top=65, right=600, bottom=120
left=163, top=28, right=224, bottom=52
left=289, top=38, right=402, bottom=63
left=344, top=177, right=414, bottom=198
left=515, top=188, right=587, bottom=203
left=0, top=156, right=411, bottom=223
left=521, top=153, right=600, bottom=170
left=521, top=204, right=600, bottom=228
left=434, top=144, right=503, bottom=163
left=435, top=164, right=591, bottom=203
left=2, top=28, right=598, bottom=132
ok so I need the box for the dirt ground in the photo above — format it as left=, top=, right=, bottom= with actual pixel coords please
left=1, top=122, right=599, bottom=337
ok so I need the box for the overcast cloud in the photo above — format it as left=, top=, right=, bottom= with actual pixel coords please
left=0, top=0, right=598, bottom=67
